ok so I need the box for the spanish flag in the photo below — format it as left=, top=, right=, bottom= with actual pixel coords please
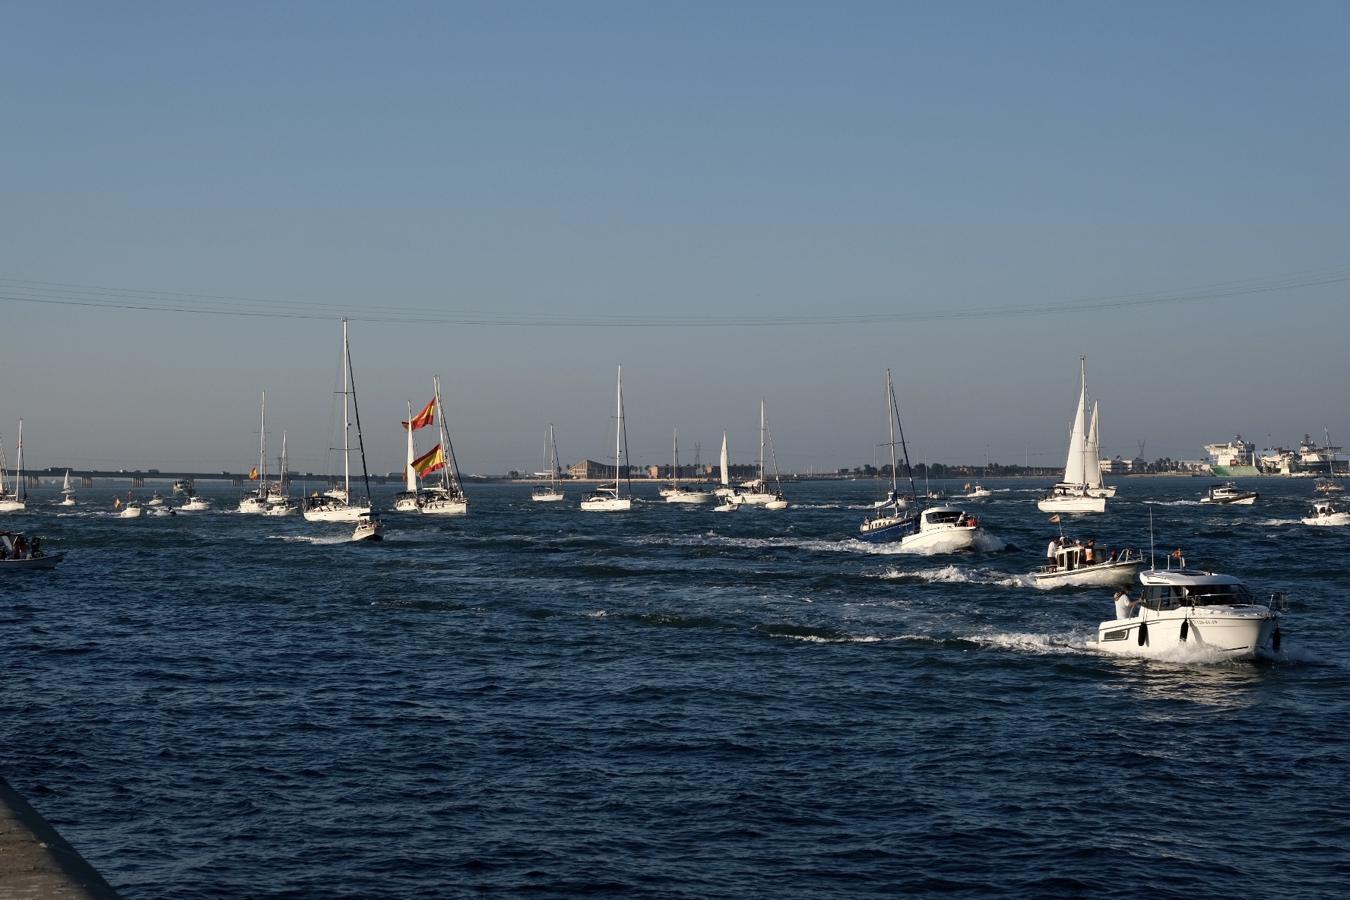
left=249, top=466, right=260, bottom=480
left=412, top=443, right=446, bottom=476
left=402, top=399, right=436, bottom=431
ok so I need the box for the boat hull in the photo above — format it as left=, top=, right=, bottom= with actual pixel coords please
left=419, top=499, right=468, bottom=516
left=532, top=491, right=566, bottom=503
left=1095, top=607, right=1279, bottom=660
left=901, top=525, right=979, bottom=554
left=0, top=500, right=27, bottom=512
left=303, top=504, right=369, bottom=523
left=0, top=552, right=64, bottom=570
left=665, top=490, right=713, bottom=504
left=1202, top=495, right=1257, bottom=506
left=1037, top=494, right=1106, bottom=513
left=1303, top=512, right=1350, bottom=526
left=581, top=498, right=632, bottom=512
left=1032, top=559, right=1142, bottom=589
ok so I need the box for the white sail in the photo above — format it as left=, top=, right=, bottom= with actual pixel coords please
left=404, top=401, right=417, bottom=493
left=719, top=432, right=730, bottom=486
left=62, top=470, right=72, bottom=492
left=1084, top=401, right=1104, bottom=489
left=1061, top=359, right=1088, bottom=487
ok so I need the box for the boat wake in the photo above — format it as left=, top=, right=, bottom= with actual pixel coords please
left=1145, top=499, right=1204, bottom=506
left=876, top=564, right=1033, bottom=589
left=960, top=630, right=1095, bottom=655
left=273, top=534, right=351, bottom=545
left=1254, top=518, right=1301, bottom=527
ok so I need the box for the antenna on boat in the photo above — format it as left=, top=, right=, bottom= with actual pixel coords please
left=1148, top=507, right=1156, bottom=571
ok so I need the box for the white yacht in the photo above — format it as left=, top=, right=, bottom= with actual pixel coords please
left=663, top=429, right=713, bottom=504
left=1302, top=499, right=1350, bottom=526
left=0, top=421, right=28, bottom=512
left=736, top=401, right=788, bottom=508
left=1200, top=482, right=1258, bottom=505
left=1031, top=539, right=1143, bottom=589
left=180, top=494, right=211, bottom=512
left=396, top=376, right=469, bottom=515
left=1095, top=567, right=1284, bottom=660
left=532, top=424, right=566, bottom=502
left=238, top=392, right=272, bottom=514
left=1313, top=478, right=1343, bottom=494
left=1038, top=358, right=1107, bottom=514
left=580, top=366, right=633, bottom=512
left=303, top=321, right=375, bottom=524
left=115, top=495, right=142, bottom=518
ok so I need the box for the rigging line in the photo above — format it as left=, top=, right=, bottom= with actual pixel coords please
left=1, top=267, right=1347, bottom=327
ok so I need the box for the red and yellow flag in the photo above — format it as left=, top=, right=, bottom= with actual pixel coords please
left=249, top=466, right=260, bottom=480
left=402, top=399, right=436, bottom=431
left=412, top=444, right=446, bottom=476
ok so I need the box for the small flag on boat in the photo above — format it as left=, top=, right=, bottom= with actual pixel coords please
left=1048, top=514, right=1061, bottom=523
left=402, top=399, right=436, bottom=431
left=249, top=467, right=259, bottom=480
left=113, top=497, right=122, bottom=509
left=412, top=443, right=446, bottom=476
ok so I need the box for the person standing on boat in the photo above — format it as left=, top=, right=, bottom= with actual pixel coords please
left=1113, top=589, right=1138, bottom=620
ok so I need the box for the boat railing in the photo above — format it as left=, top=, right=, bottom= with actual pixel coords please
left=1268, top=592, right=1290, bottom=612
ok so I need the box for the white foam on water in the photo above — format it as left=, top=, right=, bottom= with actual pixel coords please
left=273, top=534, right=350, bottom=545
left=875, top=564, right=1033, bottom=588
left=773, top=632, right=891, bottom=644
left=1145, top=499, right=1204, bottom=507
left=1254, top=518, right=1301, bottom=527
left=964, top=630, right=1095, bottom=655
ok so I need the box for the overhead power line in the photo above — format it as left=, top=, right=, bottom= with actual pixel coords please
left=1, top=263, right=1347, bottom=328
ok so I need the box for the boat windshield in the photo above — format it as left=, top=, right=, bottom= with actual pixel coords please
left=923, top=510, right=966, bottom=525
left=1141, top=582, right=1254, bottom=610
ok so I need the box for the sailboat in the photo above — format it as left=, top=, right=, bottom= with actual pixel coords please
left=0, top=422, right=27, bottom=513
left=581, top=366, right=633, bottom=512
left=713, top=432, right=740, bottom=502
left=394, top=398, right=428, bottom=512
left=737, top=401, right=788, bottom=508
left=665, top=429, right=713, bottom=504
left=262, top=431, right=297, bottom=516
left=532, top=424, right=566, bottom=502
left=859, top=370, right=982, bottom=552
left=1083, top=402, right=1115, bottom=498
left=1037, top=357, right=1108, bottom=514
left=60, top=469, right=77, bottom=506
left=302, top=320, right=377, bottom=529
left=413, top=376, right=469, bottom=515
left=238, top=392, right=270, bottom=513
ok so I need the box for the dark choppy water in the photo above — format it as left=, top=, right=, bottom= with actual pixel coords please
left=3, top=477, right=1347, bottom=898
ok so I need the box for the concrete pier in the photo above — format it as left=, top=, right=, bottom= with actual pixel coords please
left=0, top=778, right=120, bottom=899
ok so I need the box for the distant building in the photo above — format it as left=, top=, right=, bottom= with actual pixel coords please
left=1100, top=456, right=1128, bottom=476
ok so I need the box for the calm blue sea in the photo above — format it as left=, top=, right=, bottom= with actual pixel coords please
left=2, top=477, right=1347, bottom=898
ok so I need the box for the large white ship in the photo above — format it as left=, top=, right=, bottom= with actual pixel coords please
left=1204, top=436, right=1258, bottom=477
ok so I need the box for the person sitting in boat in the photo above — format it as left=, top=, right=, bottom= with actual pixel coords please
left=13, top=534, right=28, bottom=559
left=1083, top=540, right=1095, bottom=566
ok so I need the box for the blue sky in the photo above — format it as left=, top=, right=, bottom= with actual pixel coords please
left=3, top=2, right=1348, bottom=474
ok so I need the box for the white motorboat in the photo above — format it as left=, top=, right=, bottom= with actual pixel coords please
left=398, top=377, right=470, bottom=515
left=59, top=469, right=77, bottom=506
left=532, top=424, right=567, bottom=502
left=1038, top=358, right=1108, bottom=514
left=1032, top=539, right=1143, bottom=589
left=172, top=479, right=193, bottom=496
left=1200, top=482, right=1258, bottom=505
left=581, top=366, right=634, bottom=512
left=712, top=499, right=738, bottom=513
left=735, top=401, right=788, bottom=508
left=147, top=493, right=165, bottom=507
left=0, top=421, right=28, bottom=512
left=1314, top=478, right=1343, bottom=494
left=262, top=496, right=297, bottom=517
left=303, top=321, right=374, bottom=524
left=0, top=531, right=63, bottom=570
left=963, top=483, right=992, bottom=499
left=1094, top=567, right=1284, bottom=660
left=115, top=495, right=142, bottom=518
left=664, top=429, right=713, bottom=504
left=1302, top=499, right=1350, bottom=526
left=180, top=495, right=211, bottom=512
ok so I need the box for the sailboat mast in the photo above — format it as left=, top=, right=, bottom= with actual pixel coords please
left=279, top=431, right=288, bottom=491
left=671, top=429, right=679, bottom=489
left=342, top=319, right=351, bottom=497
left=758, top=400, right=766, bottom=485
left=258, top=391, right=268, bottom=494
left=615, top=365, right=627, bottom=499
left=345, top=322, right=374, bottom=503
left=433, top=375, right=463, bottom=496
left=890, top=376, right=919, bottom=502
left=885, top=370, right=898, bottom=496
left=548, top=424, right=559, bottom=489
left=1079, top=357, right=1090, bottom=489
left=15, top=419, right=24, bottom=502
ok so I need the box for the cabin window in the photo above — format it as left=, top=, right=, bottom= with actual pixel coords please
left=1102, top=629, right=1130, bottom=642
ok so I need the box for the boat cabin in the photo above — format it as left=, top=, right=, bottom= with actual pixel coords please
left=920, top=508, right=975, bottom=528
left=1137, top=572, right=1254, bottom=611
